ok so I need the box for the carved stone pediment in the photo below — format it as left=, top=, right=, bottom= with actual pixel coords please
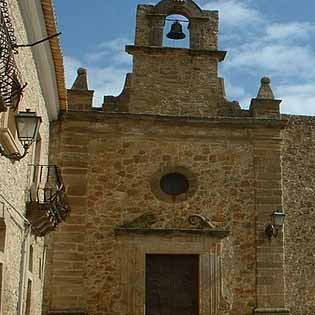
left=119, top=212, right=157, bottom=228
left=116, top=212, right=230, bottom=238
left=116, top=213, right=231, bottom=315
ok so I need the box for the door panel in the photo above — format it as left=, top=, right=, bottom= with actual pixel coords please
left=146, top=254, right=199, bottom=315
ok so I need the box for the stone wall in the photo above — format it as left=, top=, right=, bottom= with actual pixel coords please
left=45, top=111, right=287, bottom=315
left=125, top=46, right=230, bottom=117
left=0, top=1, right=50, bottom=314
left=283, top=115, right=315, bottom=315
left=45, top=1, right=293, bottom=314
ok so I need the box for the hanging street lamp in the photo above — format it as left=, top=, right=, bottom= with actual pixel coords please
left=0, top=109, right=42, bottom=161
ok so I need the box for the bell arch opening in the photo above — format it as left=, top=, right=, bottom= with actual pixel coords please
left=163, top=14, right=190, bottom=48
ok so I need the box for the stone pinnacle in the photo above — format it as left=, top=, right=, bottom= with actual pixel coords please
left=71, top=67, right=89, bottom=90
left=256, top=76, right=275, bottom=100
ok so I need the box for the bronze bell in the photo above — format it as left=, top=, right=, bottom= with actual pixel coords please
left=166, top=21, right=186, bottom=40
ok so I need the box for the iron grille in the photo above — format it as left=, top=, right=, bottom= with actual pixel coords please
left=26, top=165, right=71, bottom=236
left=0, top=0, right=24, bottom=111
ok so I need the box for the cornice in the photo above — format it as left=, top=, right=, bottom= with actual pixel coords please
left=59, top=111, right=288, bottom=130
left=41, top=0, right=67, bottom=111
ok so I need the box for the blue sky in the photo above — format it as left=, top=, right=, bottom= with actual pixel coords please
left=54, top=0, right=315, bottom=115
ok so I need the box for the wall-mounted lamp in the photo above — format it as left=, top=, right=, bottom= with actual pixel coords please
left=265, top=211, right=286, bottom=240
left=0, top=109, right=42, bottom=161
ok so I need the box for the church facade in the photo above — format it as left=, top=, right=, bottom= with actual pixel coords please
left=44, top=1, right=315, bottom=315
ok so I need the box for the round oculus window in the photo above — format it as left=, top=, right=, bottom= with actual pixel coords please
left=160, top=172, right=189, bottom=196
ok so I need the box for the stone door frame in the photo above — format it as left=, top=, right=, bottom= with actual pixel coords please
left=117, top=232, right=230, bottom=315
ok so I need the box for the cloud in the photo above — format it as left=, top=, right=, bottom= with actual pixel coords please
left=265, top=22, right=315, bottom=42
left=202, top=0, right=315, bottom=115
left=225, top=43, right=315, bottom=79
left=90, top=67, right=130, bottom=106
left=202, top=0, right=262, bottom=28
left=64, top=37, right=132, bottom=107
left=85, top=38, right=132, bottom=66
left=276, top=84, right=315, bottom=115
left=223, top=79, right=252, bottom=108
left=224, top=79, right=246, bottom=99
left=216, top=4, right=315, bottom=81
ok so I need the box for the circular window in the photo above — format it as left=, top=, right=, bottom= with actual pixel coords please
left=160, top=172, right=189, bottom=196
left=150, top=167, right=197, bottom=203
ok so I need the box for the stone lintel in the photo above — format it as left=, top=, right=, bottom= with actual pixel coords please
left=126, top=45, right=227, bottom=61
left=254, top=308, right=290, bottom=315
left=60, top=111, right=288, bottom=130
left=115, top=227, right=230, bottom=238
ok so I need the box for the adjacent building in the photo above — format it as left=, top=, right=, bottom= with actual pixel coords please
left=44, top=1, right=315, bottom=315
left=0, top=0, right=69, bottom=314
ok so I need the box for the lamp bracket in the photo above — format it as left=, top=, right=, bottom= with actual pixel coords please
left=0, top=143, right=30, bottom=162
left=265, top=224, right=279, bottom=240
left=14, top=32, right=62, bottom=48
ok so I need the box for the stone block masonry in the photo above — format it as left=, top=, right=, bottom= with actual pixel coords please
left=42, top=1, right=315, bottom=314
left=283, top=116, right=315, bottom=315
left=45, top=111, right=287, bottom=315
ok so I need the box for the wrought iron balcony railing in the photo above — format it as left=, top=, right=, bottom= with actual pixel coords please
left=0, top=0, right=25, bottom=111
left=26, top=165, right=71, bottom=236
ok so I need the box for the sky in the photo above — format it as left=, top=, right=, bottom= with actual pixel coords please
left=54, top=0, right=315, bottom=115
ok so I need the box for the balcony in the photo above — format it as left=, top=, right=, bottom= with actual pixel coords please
left=0, top=0, right=25, bottom=111
left=26, top=165, right=70, bottom=236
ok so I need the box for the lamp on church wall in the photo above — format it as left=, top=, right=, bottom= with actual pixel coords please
left=0, top=109, right=42, bottom=161
left=265, top=211, right=286, bottom=240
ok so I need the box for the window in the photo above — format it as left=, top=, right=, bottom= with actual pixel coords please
left=151, top=167, right=197, bottom=203
left=25, top=279, right=32, bottom=315
left=38, top=258, right=42, bottom=280
left=160, top=172, right=189, bottom=196
left=28, top=245, right=33, bottom=273
left=0, top=218, right=5, bottom=252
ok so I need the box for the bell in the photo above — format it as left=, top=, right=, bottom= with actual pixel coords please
left=166, top=21, right=186, bottom=40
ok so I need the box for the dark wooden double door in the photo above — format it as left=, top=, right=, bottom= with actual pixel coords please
left=145, top=255, right=199, bottom=315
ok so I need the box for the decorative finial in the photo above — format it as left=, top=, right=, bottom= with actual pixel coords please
left=257, top=76, right=275, bottom=100
left=77, top=68, right=86, bottom=75
left=71, top=68, right=89, bottom=90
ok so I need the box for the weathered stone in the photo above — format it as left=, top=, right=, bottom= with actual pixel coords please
left=43, top=2, right=315, bottom=315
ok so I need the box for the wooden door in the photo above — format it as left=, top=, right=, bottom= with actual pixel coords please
left=145, top=254, right=199, bottom=315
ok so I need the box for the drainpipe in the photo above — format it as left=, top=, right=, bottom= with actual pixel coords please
left=17, top=224, right=31, bottom=315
